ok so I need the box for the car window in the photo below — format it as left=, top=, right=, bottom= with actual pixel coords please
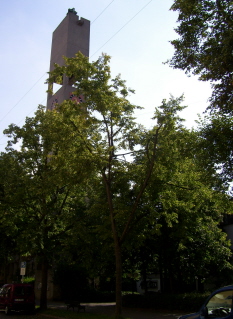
left=0, top=287, right=10, bottom=297
left=206, top=290, right=233, bottom=317
left=7, top=287, right=11, bottom=297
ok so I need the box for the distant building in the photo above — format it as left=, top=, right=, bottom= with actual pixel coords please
left=47, top=8, right=90, bottom=110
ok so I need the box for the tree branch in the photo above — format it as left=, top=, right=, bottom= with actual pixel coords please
left=119, top=126, right=161, bottom=244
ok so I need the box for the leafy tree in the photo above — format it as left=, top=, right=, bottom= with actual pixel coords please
left=169, top=0, right=233, bottom=114
left=196, top=111, right=233, bottom=185
left=47, top=53, right=190, bottom=317
left=155, top=203, right=232, bottom=292
left=148, top=121, right=233, bottom=292
left=0, top=107, right=92, bottom=309
left=0, top=155, right=21, bottom=283
left=47, top=48, right=233, bottom=310
left=123, top=122, right=233, bottom=293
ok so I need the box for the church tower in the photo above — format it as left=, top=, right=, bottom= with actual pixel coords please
left=47, top=8, right=90, bottom=110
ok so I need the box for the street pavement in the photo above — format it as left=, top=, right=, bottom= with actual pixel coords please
left=0, top=301, right=186, bottom=319
left=47, top=301, right=186, bottom=319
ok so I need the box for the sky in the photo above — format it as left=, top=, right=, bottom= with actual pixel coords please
left=0, top=0, right=212, bottom=152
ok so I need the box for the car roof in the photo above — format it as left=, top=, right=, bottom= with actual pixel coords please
left=215, top=285, right=233, bottom=291
left=208, top=285, right=233, bottom=297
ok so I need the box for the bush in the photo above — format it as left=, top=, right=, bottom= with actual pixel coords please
left=122, top=292, right=210, bottom=312
left=22, top=277, right=35, bottom=284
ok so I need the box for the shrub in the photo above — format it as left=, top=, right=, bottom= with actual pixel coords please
left=122, top=292, right=210, bottom=312
left=22, top=277, right=35, bottom=284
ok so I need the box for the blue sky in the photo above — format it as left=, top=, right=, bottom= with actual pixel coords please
left=0, top=0, right=212, bottom=152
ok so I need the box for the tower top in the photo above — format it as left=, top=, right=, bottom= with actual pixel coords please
left=47, top=9, right=90, bottom=110
left=67, top=8, right=77, bottom=15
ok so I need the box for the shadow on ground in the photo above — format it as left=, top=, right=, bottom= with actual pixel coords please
left=46, top=301, right=186, bottom=319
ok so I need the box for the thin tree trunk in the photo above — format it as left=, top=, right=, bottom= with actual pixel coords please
left=114, top=241, right=122, bottom=318
left=40, top=255, right=48, bottom=310
left=158, top=253, right=164, bottom=293
left=142, top=263, right=148, bottom=294
left=102, top=170, right=123, bottom=317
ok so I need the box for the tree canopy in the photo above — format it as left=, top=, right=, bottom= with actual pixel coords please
left=47, top=52, right=160, bottom=316
left=0, top=106, right=92, bottom=309
left=196, top=111, right=233, bottom=185
left=169, top=0, right=233, bottom=114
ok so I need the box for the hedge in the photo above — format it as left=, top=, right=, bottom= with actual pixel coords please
left=122, top=292, right=210, bottom=312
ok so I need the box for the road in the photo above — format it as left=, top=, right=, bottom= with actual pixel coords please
left=0, top=302, right=186, bottom=319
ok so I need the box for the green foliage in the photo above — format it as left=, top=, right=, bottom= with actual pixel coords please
left=122, top=102, right=233, bottom=292
left=0, top=104, right=94, bottom=308
left=196, top=111, right=233, bottom=184
left=1, top=106, right=90, bottom=257
left=169, top=0, right=233, bottom=114
left=47, top=54, right=199, bottom=315
left=23, top=276, right=35, bottom=284
left=122, top=292, right=209, bottom=311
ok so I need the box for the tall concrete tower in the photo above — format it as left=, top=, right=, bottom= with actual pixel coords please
left=47, top=8, right=90, bottom=110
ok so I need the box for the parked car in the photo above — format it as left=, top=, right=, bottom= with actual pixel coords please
left=179, top=285, right=233, bottom=319
left=0, top=283, right=35, bottom=315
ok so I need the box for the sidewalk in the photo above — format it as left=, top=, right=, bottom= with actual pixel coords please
left=46, top=301, right=185, bottom=319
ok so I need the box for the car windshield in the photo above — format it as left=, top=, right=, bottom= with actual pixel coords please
left=206, top=290, right=233, bottom=317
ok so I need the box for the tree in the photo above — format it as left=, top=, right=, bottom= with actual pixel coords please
left=128, top=121, right=233, bottom=292
left=196, top=111, right=233, bottom=185
left=0, top=106, right=92, bottom=309
left=154, top=197, right=232, bottom=292
left=169, top=0, right=233, bottom=114
left=149, top=122, right=233, bottom=291
left=47, top=53, right=190, bottom=317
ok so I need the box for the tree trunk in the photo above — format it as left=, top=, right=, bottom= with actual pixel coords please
left=102, top=171, right=123, bottom=317
left=114, top=240, right=122, bottom=318
left=158, top=253, right=164, bottom=293
left=40, top=255, right=48, bottom=310
left=142, top=258, right=148, bottom=294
